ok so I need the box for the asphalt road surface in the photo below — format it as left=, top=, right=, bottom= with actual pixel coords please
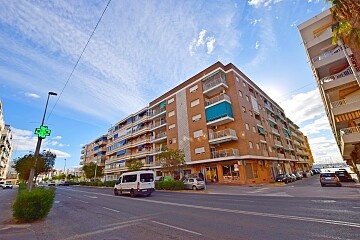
left=1, top=176, right=359, bottom=240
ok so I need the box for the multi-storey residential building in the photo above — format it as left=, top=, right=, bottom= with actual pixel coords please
left=93, top=62, right=312, bottom=184
left=80, top=135, right=107, bottom=177
left=0, top=100, right=13, bottom=180
left=298, top=9, right=360, bottom=170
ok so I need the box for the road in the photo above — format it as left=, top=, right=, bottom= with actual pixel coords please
left=0, top=176, right=359, bottom=240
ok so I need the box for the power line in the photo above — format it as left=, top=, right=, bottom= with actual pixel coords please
left=46, top=0, right=112, bottom=123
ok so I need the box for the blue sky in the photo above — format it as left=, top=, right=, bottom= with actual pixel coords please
left=0, top=0, right=342, bottom=171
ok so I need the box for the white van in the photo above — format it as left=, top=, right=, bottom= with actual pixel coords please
left=113, top=170, right=155, bottom=197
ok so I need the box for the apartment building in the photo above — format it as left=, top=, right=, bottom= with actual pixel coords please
left=95, top=62, right=312, bottom=184
left=298, top=9, right=360, bottom=170
left=80, top=135, right=107, bottom=170
left=0, top=100, right=13, bottom=180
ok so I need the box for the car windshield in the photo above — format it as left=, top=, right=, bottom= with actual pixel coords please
left=196, top=178, right=203, bottom=181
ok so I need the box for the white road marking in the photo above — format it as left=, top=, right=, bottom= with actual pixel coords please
left=84, top=195, right=98, bottom=199
left=152, top=221, right=202, bottom=236
left=76, top=199, right=88, bottom=204
left=311, top=200, right=336, bottom=203
left=65, top=218, right=148, bottom=240
left=353, top=207, right=360, bottom=209
left=67, top=196, right=72, bottom=198
left=103, top=207, right=120, bottom=213
left=54, top=201, right=60, bottom=204
left=218, top=198, right=255, bottom=202
left=61, top=188, right=360, bottom=228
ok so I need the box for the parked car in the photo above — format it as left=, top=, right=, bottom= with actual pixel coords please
left=335, top=171, right=353, bottom=182
left=48, top=181, right=56, bottom=186
left=290, top=174, right=297, bottom=182
left=295, top=173, right=303, bottom=180
left=183, top=178, right=205, bottom=190
left=275, top=174, right=290, bottom=184
left=0, top=181, right=13, bottom=189
left=320, top=172, right=342, bottom=187
left=114, top=170, right=155, bottom=197
left=58, top=181, right=70, bottom=186
left=303, top=170, right=313, bottom=177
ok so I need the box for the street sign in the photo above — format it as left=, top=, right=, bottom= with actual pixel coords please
left=34, top=125, right=51, bottom=139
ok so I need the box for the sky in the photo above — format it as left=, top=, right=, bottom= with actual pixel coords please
left=0, top=0, right=343, bottom=171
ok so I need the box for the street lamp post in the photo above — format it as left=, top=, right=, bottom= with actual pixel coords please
left=64, top=158, right=67, bottom=180
left=27, top=91, right=57, bottom=191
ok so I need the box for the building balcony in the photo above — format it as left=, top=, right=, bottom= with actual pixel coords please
left=208, top=128, right=238, bottom=145
left=262, top=151, right=269, bottom=157
left=205, top=94, right=231, bottom=108
left=150, top=132, right=167, bottom=143
left=274, top=140, right=283, bottom=147
left=80, top=155, right=85, bottom=159
left=202, top=77, right=228, bottom=97
left=150, top=108, right=166, bottom=119
left=211, top=148, right=240, bottom=159
left=131, top=137, right=150, bottom=147
left=81, top=149, right=85, bottom=154
left=150, top=119, right=166, bottom=130
left=132, top=125, right=151, bottom=137
left=321, top=66, right=358, bottom=90
left=268, top=115, right=277, bottom=124
left=206, top=102, right=234, bottom=127
left=277, top=153, right=286, bottom=159
left=331, top=96, right=360, bottom=121
left=306, top=24, right=333, bottom=49
left=97, top=140, right=107, bottom=147
left=264, top=103, right=274, bottom=113
left=312, top=46, right=350, bottom=69
left=132, top=149, right=151, bottom=158
left=132, top=115, right=149, bottom=126
left=108, top=154, right=132, bottom=164
left=340, top=126, right=360, bottom=156
left=79, top=160, right=84, bottom=165
left=271, top=128, right=280, bottom=135
left=150, top=146, right=165, bottom=155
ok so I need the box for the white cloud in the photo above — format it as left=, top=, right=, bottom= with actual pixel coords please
left=300, top=115, right=332, bottom=135
left=290, top=20, right=298, bottom=27
left=255, top=41, right=260, bottom=50
left=25, top=92, right=40, bottom=99
left=189, top=29, right=216, bottom=56
left=250, top=18, right=262, bottom=26
left=281, top=89, right=324, bottom=125
left=52, top=136, right=62, bottom=140
left=248, top=0, right=283, bottom=8
left=307, top=136, right=341, bottom=163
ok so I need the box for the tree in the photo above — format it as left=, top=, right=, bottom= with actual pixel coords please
left=82, top=162, right=103, bottom=180
left=326, top=0, right=360, bottom=63
left=12, top=150, right=56, bottom=182
left=126, top=158, right=144, bottom=171
left=159, top=149, right=185, bottom=178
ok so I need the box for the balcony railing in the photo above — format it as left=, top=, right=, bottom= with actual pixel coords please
left=332, top=96, right=360, bottom=108
left=211, top=148, right=239, bottom=159
left=203, top=77, right=227, bottom=92
left=274, top=140, right=282, bottom=147
left=150, top=119, right=166, bottom=129
left=268, top=115, right=276, bottom=123
left=312, top=46, right=342, bottom=63
left=150, top=108, right=166, bottom=117
left=341, top=126, right=360, bottom=135
left=271, top=128, right=280, bottom=135
left=150, top=132, right=167, bottom=141
left=278, top=153, right=285, bottom=159
left=208, top=128, right=237, bottom=144
left=320, top=66, right=354, bottom=84
left=205, top=94, right=231, bottom=107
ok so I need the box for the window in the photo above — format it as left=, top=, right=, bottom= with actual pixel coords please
left=191, top=99, right=200, bottom=107
left=243, top=81, right=246, bottom=87
left=123, top=174, right=137, bottom=183
left=252, top=126, right=256, bottom=132
left=168, top=98, right=174, bottom=104
left=195, top=147, right=205, bottom=154
left=256, top=143, right=260, bottom=150
left=249, top=110, right=253, bottom=116
left=172, top=138, right=177, bottom=144
left=169, top=124, right=175, bottom=130
left=190, top=85, right=198, bottom=93
left=242, top=106, right=246, bottom=112
left=140, top=173, right=153, bottom=182
left=246, top=95, right=249, bottom=101
left=238, top=90, right=243, bottom=97
left=168, top=111, right=175, bottom=117
left=245, top=123, right=249, bottom=130
left=249, top=141, right=253, bottom=149
left=194, top=130, right=203, bottom=138
left=236, top=76, right=239, bottom=82
left=192, top=114, right=201, bottom=122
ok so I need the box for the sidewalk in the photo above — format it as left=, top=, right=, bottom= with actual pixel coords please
left=0, top=189, right=17, bottom=226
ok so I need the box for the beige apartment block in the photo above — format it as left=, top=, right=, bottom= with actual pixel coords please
left=298, top=9, right=360, bottom=169
left=80, top=135, right=107, bottom=172
left=0, top=100, right=13, bottom=180
left=97, top=62, right=312, bottom=184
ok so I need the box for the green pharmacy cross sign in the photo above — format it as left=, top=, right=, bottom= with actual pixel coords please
left=35, top=125, right=51, bottom=139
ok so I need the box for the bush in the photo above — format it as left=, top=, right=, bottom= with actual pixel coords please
left=104, top=181, right=117, bottom=187
left=18, top=183, right=27, bottom=191
left=13, top=187, right=55, bottom=223
left=155, top=180, right=184, bottom=190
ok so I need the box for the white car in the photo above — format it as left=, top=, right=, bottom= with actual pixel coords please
left=0, top=181, right=13, bottom=189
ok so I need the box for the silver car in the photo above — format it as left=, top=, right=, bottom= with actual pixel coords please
left=183, top=178, right=205, bottom=190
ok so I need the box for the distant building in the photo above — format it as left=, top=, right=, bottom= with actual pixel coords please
left=298, top=9, right=360, bottom=171
left=0, top=100, right=13, bottom=180
left=82, top=62, right=313, bottom=184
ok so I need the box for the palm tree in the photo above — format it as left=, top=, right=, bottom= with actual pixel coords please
left=326, top=0, right=360, bottom=64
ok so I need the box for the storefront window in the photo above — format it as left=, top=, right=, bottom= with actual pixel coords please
left=222, top=165, right=239, bottom=181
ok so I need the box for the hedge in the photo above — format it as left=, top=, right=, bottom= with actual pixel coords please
left=155, top=180, right=184, bottom=190
left=13, top=186, right=56, bottom=223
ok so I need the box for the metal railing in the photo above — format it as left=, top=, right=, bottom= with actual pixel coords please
left=331, top=95, right=360, bottom=108
left=203, top=77, right=227, bottom=91
left=312, top=46, right=342, bottom=63
left=150, top=132, right=167, bottom=141
left=150, top=108, right=166, bottom=117
left=320, top=66, right=354, bottom=84
left=209, top=128, right=237, bottom=140
left=211, top=148, right=239, bottom=159
left=205, top=94, right=230, bottom=107
left=150, top=119, right=166, bottom=129
left=340, top=126, right=360, bottom=135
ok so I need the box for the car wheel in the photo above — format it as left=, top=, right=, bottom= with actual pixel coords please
left=114, top=188, right=119, bottom=196
left=130, top=189, right=136, bottom=198
left=192, top=186, right=197, bottom=190
left=321, top=183, right=325, bottom=187
left=146, top=192, right=152, bottom=197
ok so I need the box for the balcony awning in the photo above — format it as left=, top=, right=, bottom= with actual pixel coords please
left=257, top=126, right=266, bottom=135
